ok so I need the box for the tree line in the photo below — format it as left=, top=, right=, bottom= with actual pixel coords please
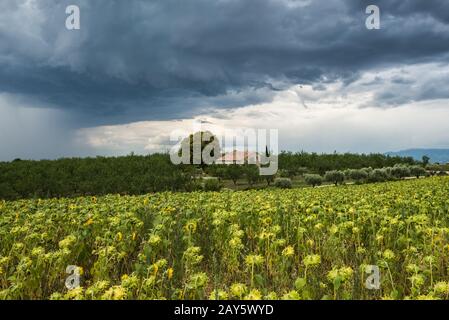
left=0, top=155, right=195, bottom=200
left=302, top=165, right=428, bottom=188
left=278, top=151, right=417, bottom=176
left=0, top=151, right=421, bottom=200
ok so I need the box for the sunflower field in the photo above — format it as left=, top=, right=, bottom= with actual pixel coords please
left=1, top=177, right=449, bottom=300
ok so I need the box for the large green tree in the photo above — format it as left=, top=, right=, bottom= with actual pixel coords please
left=179, top=131, right=221, bottom=168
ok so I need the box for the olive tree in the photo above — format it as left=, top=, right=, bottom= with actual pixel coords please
left=324, top=170, right=345, bottom=186
left=304, top=174, right=324, bottom=188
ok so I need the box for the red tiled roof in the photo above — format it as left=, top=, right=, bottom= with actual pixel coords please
left=216, top=151, right=260, bottom=162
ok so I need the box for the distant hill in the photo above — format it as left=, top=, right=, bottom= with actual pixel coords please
left=386, top=149, right=449, bottom=164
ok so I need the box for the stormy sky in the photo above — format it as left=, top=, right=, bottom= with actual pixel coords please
left=1, top=0, right=449, bottom=160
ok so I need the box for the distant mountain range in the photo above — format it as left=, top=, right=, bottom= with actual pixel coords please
left=386, top=149, right=449, bottom=164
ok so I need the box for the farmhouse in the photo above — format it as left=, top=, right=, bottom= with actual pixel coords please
left=215, top=151, right=261, bottom=165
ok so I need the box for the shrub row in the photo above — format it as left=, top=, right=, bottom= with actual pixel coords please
left=303, top=165, right=428, bottom=187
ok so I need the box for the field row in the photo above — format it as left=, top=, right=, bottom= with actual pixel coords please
left=1, top=177, right=449, bottom=299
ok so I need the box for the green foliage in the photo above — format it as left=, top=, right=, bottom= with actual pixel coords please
left=409, top=166, right=427, bottom=178
left=264, top=174, right=276, bottom=186
left=296, top=167, right=309, bottom=177
left=0, top=154, right=192, bottom=200
left=390, top=165, right=411, bottom=179
left=279, top=151, right=416, bottom=176
left=324, top=171, right=345, bottom=186
left=278, top=169, right=290, bottom=178
left=274, top=178, right=292, bottom=189
left=203, top=178, right=222, bottom=192
left=225, top=165, right=245, bottom=186
left=0, top=150, right=421, bottom=200
left=205, top=165, right=227, bottom=181
left=346, top=169, right=369, bottom=182
left=244, top=165, right=261, bottom=186
left=368, top=168, right=391, bottom=183
left=304, top=174, right=324, bottom=187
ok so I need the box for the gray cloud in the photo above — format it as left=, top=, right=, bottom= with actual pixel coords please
left=0, top=94, right=90, bottom=161
left=1, top=0, right=449, bottom=127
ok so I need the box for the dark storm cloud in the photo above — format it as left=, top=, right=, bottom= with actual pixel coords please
left=375, top=78, right=449, bottom=107
left=350, top=0, right=449, bottom=24
left=1, top=0, right=449, bottom=125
